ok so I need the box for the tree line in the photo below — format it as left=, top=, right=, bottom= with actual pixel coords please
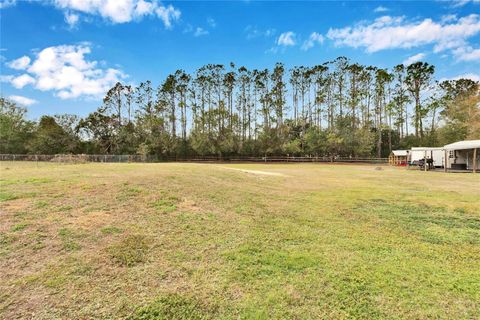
left=1, top=57, right=479, bottom=158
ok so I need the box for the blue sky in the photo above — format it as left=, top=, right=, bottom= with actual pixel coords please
left=1, top=0, right=479, bottom=119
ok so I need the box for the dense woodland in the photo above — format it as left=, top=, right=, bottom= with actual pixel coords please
left=1, top=58, right=479, bottom=158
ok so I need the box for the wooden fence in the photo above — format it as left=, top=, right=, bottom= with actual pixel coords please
left=0, top=154, right=388, bottom=164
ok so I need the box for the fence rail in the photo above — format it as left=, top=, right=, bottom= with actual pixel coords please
left=0, top=154, right=388, bottom=164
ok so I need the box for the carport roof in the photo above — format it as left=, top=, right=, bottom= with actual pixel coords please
left=443, top=140, right=480, bottom=150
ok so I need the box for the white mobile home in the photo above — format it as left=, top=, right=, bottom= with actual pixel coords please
left=409, top=147, right=444, bottom=167
left=443, top=140, right=480, bottom=171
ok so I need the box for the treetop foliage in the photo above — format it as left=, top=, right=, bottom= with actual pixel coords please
left=1, top=58, right=479, bottom=157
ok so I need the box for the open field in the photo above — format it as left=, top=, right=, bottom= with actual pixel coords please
left=0, top=162, right=479, bottom=319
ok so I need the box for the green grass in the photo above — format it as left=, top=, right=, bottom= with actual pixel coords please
left=108, top=234, right=150, bottom=267
left=151, top=197, right=178, bottom=214
left=58, top=228, right=82, bottom=251
left=11, top=223, right=29, bottom=232
left=101, top=225, right=123, bottom=235
left=0, top=161, right=479, bottom=319
left=34, top=200, right=49, bottom=208
left=0, top=191, right=18, bottom=202
left=130, top=293, right=217, bottom=320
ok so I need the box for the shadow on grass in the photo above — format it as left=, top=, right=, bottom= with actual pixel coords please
left=353, top=200, right=480, bottom=245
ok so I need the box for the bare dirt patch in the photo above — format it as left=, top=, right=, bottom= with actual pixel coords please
left=218, top=166, right=289, bottom=177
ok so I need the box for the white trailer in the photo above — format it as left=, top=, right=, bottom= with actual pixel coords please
left=443, top=140, right=480, bottom=171
left=409, top=147, right=444, bottom=167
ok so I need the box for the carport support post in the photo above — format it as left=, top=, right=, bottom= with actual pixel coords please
left=444, top=150, right=447, bottom=172
left=474, top=148, right=477, bottom=173
left=424, top=150, right=427, bottom=172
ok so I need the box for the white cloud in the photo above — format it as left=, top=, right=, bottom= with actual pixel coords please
left=327, top=14, right=480, bottom=53
left=155, top=4, right=181, bottom=29
left=64, top=11, right=80, bottom=28
left=441, top=14, right=457, bottom=23
left=277, top=31, right=296, bottom=46
left=54, top=0, right=137, bottom=23
left=403, top=53, right=426, bottom=65
left=53, top=0, right=181, bottom=28
left=3, top=44, right=126, bottom=100
left=0, top=75, right=13, bottom=83
left=443, top=73, right=480, bottom=82
left=184, top=24, right=211, bottom=37
left=0, top=0, right=16, bottom=9
left=193, top=27, right=208, bottom=37
left=452, top=46, right=480, bottom=61
left=374, top=6, right=389, bottom=13
left=8, top=95, right=37, bottom=106
left=11, top=74, right=36, bottom=89
left=135, top=0, right=155, bottom=16
left=245, top=25, right=276, bottom=39
left=183, top=24, right=193, bottom=33
left=207, top=17, right=216, bottom=28
left=451, top=0, right=480, bottom=7
left=6, top=56, right=31, bottom=70
left=301, top=32, right=324, bottom=51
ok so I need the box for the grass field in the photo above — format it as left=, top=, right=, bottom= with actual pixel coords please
left=1, top=162, right=479, bottom=319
